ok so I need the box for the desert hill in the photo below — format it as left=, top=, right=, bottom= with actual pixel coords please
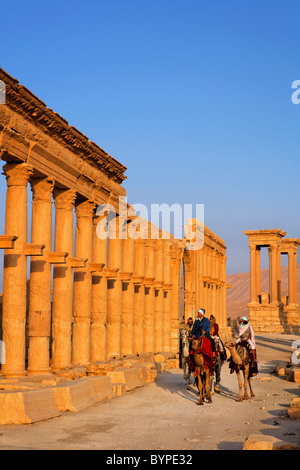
left=226, top=264, right=300, bottom=319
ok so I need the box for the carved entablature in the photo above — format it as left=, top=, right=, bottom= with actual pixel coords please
left=0, top=68, right=127, bottom=211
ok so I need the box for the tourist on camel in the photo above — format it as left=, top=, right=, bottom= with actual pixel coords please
left=191, top=308, right=216, bottom=354
left=236, top=316, right=258, bottom=366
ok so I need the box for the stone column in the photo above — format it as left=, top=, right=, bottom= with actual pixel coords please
left=292, top=249, right=298, bottom=305
left=133, top=239, right=145, bottom=354
left=288, top=249, right=298, bottom=305
left=163, top=241, right=172, bottom=352
left=27, top=176, right=54, bottom=375
left=144, top=240, right=155, bottom=353
left=52, top=188, right=76, bottom=372
left=199, top=249, right=204, bottom=310
left=154, top=240, right=164, bottom=353
left=72, top=199, right=95, bottom=366
left=220, top=255, right=227, bottom=329
left=249, top=243, right=257, bottom=303
left=255, top=247, right=261, bottom=299
left=170, top=244, right=183, bottom=354
left=269, top=244, right=279, bottom=305
left=203, top=247, right=208, bottom=313
left=106, top=216, right=123, bottom=359
left=277, top=248, right=282, bottom=303
left=91, top=214, right=108, bottom=362
left=2, top=162, right=32, bottom=377
left=121, top=233, right=135, bottom=356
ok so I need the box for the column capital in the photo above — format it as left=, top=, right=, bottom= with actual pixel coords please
left=249, top=242, right=258, bottom=251
left=162, top=240, right=171, bottom=255
left=30, top=176, right=54, bottom=202
left=3, top=162, right=33, bottom=187
left=145, top=239, right=156, bottom=250
left=75, top=199, right=96, bottom=218
left=268, top=242, right=280, bottom=253
left=53, top=188, right=76, bottom=210
left=154, top=239, right=164, bottom=252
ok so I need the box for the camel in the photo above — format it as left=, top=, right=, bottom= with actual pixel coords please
left=191, top=338, right=212, bottom=406
left=180, top=329, right=192, bottom=390
left=210, top=335, right=226, bottom=394
left=226, top=340, right=255, bottom=402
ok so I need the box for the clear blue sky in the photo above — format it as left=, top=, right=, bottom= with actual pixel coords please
left=0, top=0, right=299, bottom=275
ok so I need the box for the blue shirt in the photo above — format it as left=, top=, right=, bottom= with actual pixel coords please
left=191, top=316, right=211, bottom=339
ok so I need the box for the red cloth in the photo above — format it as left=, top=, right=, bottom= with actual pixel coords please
left=190, top=337, right=214, bottom=374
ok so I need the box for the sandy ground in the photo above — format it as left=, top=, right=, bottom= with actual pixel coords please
left=0, top=334, right=299, bottom=451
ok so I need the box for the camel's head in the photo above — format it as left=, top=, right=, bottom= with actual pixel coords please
left=191, top=339, right=200, bottom=351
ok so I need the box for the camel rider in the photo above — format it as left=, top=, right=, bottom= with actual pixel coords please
left=210, top=315, right=219, bottom=337
left=180, top=317, right=194, bottom=356
left=182, top=317, right=194, bottom=337
left=236, top=316, right=257, bottom=362
left=191, top=308, right=216, bottom=353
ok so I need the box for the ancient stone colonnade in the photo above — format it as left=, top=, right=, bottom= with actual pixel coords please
left=244, top=230, right=300, bottom=333
left=183, top=222, right=231, bottom=335
left=0, top=69, right=230, bottom=378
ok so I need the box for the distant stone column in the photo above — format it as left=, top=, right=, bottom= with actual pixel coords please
left=72, top=199, right=95, bottom=366
left=52, top=188, right=76, bottom=372
left=269, top=243, right=279, bottom=305
left=170, top=243, right=183, bottom=354
left=249, top=243, right=258, bottom=303
left=292, top=249, right=298, bottom=305
left=163, top=241, right=172, bottom=352
left=255, top=247, right=261, bottom=299
left=154, top=239, right=164, bottom=353
left=106, top=216, right=123, bottom=359
left=133, top=239, right=145, bottom=354
left=288, top=249, right=298, bottom=305
left=121, top=233, right=135, bottom=356
left=199, top=249, right=204, bottom=310
left=143, top=240, right=156, bottom=353
left=220, top=255, right=227, bottom=329
left=27, top=176, right=54, bottom=375
left=2, top=162, right=32, bottom=377
left=91, top=213, right=108, bottom=362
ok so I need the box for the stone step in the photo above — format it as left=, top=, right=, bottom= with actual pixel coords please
left=54, top=376, right=114, bottom=412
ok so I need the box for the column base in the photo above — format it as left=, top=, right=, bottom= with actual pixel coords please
left=1, top=368, right=28, bottom=378
left=27, top=367, right=52, bottom=376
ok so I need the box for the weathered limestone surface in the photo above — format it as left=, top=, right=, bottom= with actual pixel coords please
left=288, top=398, right=300, bottom=420
left=106, top=367, right=145, bottom=391
left=0, top=389, right=60, bottom=425
left=54, top=376, right=114, bottom=412
left=243, top=434, right=299, bottom=450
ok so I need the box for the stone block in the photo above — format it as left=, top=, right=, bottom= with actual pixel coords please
left=154, top=354, right=165, bottom=363
left=285, top=366, right=300, bottom=383
left=106, top=367, right=144, bottom=391
left=243, top=434, right=299, bottom=450
left=164, top=358, right=179, bottom=369
left=0, top=388, right=60, bottom=425
left=288, top=398, right=300, bottom=420
left=150, top=369, right=158, bottom=381
left=274, top=362, right=286, bottom=376
left=54, top=376, right=114, bottom=412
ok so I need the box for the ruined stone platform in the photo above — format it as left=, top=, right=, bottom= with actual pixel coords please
left=0, top=355, right=177, bottom=425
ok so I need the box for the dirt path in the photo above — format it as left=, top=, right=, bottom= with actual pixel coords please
left=0, top=334, right=299, bottom=450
